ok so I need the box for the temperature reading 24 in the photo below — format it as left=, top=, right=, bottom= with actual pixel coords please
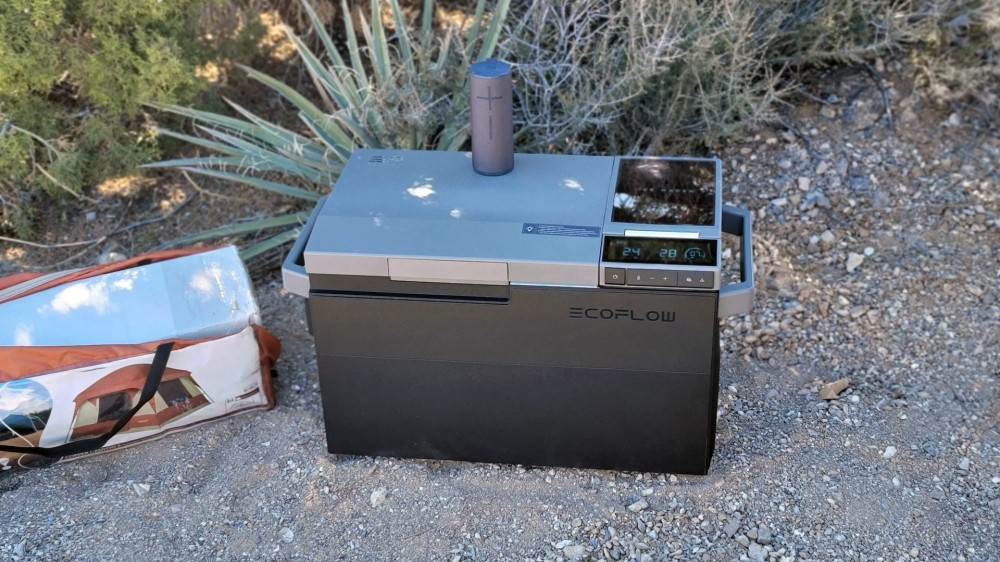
left=623, top=246, right=642, bottom=258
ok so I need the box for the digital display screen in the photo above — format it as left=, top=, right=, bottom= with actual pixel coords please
left=603, top=237, right=716, bottom=266
left=612, top=158, right=716, bottom=226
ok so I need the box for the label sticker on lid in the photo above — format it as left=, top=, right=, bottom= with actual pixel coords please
left=522, top=223, right=601, bottom=237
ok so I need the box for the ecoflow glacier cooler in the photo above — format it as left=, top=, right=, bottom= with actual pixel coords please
left=281, top=61, right=755, bottom=474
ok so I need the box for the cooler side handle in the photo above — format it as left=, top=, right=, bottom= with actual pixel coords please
left=719, top=205, right=755, bottom=318
left=282, top=196, right=327, bottom=298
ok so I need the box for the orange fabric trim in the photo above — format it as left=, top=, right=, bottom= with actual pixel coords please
left=0, top=272, right=45, bottom=292
left=252, top=325, right=281, bottom=408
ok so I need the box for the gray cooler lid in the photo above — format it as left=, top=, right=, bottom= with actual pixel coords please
left=304, top=149, right=615, bottom=286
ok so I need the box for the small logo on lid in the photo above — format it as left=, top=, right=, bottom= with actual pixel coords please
left=368, top=155, right=403, bottom=164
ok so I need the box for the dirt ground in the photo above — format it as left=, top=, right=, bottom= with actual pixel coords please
left=0, top=64, right=998, bottom=562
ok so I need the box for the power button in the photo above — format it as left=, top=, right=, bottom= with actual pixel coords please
left=604, top=267, right=626, bottom=285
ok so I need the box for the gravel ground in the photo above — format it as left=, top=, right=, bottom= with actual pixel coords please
left=1, top=64, right=998, bottom=562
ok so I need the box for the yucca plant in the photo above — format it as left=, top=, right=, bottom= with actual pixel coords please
left=146, top=0, right=510, bottom=259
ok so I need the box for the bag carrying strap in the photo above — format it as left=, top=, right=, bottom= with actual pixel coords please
left=0, top=342, right=174, bottom=459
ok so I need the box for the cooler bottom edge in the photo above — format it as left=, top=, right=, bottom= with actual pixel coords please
left=316, top=354, right=719, bottom=475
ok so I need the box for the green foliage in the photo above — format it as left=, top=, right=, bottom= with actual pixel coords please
left=152, top=0, right=996, bottom=257
left=0, top=0, right=261, bottom=237
left=150, top=0, right=511, bottom=259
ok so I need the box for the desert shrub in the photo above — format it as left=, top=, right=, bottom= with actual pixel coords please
left=0, top=0, right=262, bottom=237
left=909, top=0, right=999, bottom=112
left=503, top=0, right=998, bottom=155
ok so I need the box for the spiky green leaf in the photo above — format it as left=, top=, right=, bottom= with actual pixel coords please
left=239, top=227, right=304, bottom=261
left=159, top=213, right=309, bottom=249
left=179, top=168, right=323, bottom=201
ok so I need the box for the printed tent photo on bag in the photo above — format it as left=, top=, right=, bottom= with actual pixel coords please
left=70, top=363, right=211, bottom=441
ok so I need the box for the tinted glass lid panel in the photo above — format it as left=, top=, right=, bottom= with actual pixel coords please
left=612, top=158, right=715, bottom=226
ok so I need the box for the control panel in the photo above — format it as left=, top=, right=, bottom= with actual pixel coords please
left=603, top=266, right=716, bottom=290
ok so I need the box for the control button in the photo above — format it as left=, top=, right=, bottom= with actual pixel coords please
left=676, top=271, right=715, bottom=289
left=604, top=267, right=626, bottom=285
left=627, top=269, right=677, bottom=287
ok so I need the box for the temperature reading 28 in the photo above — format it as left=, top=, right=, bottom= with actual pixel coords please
left=659, top=248, right=678, bottom=259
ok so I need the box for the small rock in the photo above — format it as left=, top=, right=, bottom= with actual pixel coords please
left=882, top=446, right=898, bottom=459
left=370, top=486, right=388, bottom=508
left=98, top=250, right=127, bottom=265
left=757, top=527, right=772, bottom=545
left=864, top=246, right=875, bottom=256
left=640, top=554, right=653, bottom=562
left=748, top=541, right=766, bottom=561
left=563, top=544, right=587, bottom=561
left=778, top=159, right=793, bottom=170
left=132, top=483, right=151, bottom=496
left=627, top=499, right=649, bottom=513
left=278, top=527, right=294, bottom=543
left=85, top=211, right=97, bottom=222
left=846, top=252, right=865, bottom=273
left=820, top=105, right=838, bottom=119
left=747, top=528, right=758, bottom=541
left=816, top=161, right=829, bottom=175
left=958, top=457, right=971, bottom=471
left=819, top=378, right=850, bottom=400
left=724, top=518, right=742, bottom=538
left=922, top=442, right=941, bottom=457
left=797, top=177, right=811, bottom=191
left=946, top=112, right=961, bottom=127
left=771, top=197, right=788, bottom=207
left=819, top=230, right=836, bottom=250
left=737, top=535, right=751, bottom=548
left=555, top=540, right=574, bottom=549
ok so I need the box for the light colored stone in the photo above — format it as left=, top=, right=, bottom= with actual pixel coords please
left=819, top=378, right=850, bottom=400
left=563, top=544, right=587, bottom=561
left=798, top=177, right=811, bottom=191
left=627, top=499, right=649, bottom=513
left=819, top=230, right=836, bottom=250
left=370, top=486, right=388, bottom=508
left=846, top=252, right=865, bottom=272
left=882, top=446, right=898, bottom=459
